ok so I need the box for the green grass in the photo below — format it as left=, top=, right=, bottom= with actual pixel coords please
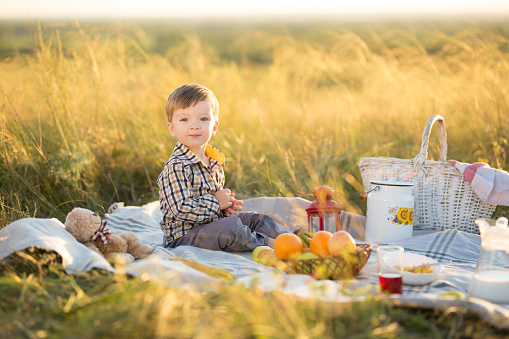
left=1, top=18, right=509, bottom=338
left=1, top=249, right=508, bottom=339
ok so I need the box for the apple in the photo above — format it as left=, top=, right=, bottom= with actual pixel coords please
left=328, top=231, right=356, bottom=257
left=252, top=246, right=281, bottom=267
left=251, top=246, right=291, bottom=272
left=252, top=246, right=272, bottom=262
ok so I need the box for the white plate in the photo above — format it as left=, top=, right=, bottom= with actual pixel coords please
left=383, top=252, right=440, bottom=286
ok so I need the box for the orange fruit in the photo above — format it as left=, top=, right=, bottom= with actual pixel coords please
left=273, top=233, right=303, bottom=260
left=310, top=230, right=333, bottom=258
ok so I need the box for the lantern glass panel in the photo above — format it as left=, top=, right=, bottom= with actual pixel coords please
left=323, top=213, right=337, bottom=233
left=309, top=214, right=320, bottom=233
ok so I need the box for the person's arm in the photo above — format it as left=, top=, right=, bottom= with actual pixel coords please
left=212, top=165, right=242, bottom=216
left=160, top=162, right=224, bottom=223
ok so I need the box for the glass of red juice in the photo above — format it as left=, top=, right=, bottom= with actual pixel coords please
left=377, top=245, right=404, bottom=294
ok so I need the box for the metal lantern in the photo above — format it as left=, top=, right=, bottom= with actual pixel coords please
left=306, top=185, right=343, bottom=233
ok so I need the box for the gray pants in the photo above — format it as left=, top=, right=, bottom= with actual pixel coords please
left=167, top=212, right=289, bottom=252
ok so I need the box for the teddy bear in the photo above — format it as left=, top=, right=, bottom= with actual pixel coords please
left=65, top=207, right=153, bottom=265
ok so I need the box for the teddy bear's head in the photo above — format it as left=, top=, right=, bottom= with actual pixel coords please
left=65, top=207, right=103, bottom=243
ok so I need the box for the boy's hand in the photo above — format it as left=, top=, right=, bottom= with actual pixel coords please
left=224, top=194, right=243, bottom=216
left=215, top=189, right=233, bottom=210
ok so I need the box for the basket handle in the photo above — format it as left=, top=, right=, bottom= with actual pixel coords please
left=412, top=115, right=448, bottom=176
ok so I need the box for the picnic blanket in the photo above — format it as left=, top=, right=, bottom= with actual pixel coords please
left=1, top=197, right=508, bottom=329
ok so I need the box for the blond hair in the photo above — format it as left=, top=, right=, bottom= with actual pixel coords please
left=165, top=84, right=219, bottom=122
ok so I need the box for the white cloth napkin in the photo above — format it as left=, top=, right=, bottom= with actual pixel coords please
left=449, top=161, right=509, bottom=206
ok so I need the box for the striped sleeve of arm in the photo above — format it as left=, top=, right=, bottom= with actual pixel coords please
left=161, top=162, right=220, bottom=223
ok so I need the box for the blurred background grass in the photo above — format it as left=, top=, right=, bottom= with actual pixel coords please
left=0, top=19, right=508, bottom=225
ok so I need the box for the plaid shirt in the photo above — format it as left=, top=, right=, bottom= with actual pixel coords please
left=157, top=141, right=226, bottom=247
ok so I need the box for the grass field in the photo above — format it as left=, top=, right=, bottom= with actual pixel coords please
left=1, top=18, right=509, bottom=338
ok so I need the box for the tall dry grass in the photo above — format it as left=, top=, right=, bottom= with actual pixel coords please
left=0, top=20, right=508, bottom=225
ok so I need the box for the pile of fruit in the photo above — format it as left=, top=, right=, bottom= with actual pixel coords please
left=252, top=229, right=372, bottom=280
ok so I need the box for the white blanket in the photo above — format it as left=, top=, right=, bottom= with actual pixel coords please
left=1, top=197, right=508, bottom=329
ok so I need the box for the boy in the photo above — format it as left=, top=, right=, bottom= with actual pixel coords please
left=157, top=84, right=288, bottom=251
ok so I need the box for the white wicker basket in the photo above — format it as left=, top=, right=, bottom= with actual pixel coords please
left=358, top=115, right=496, bottom=234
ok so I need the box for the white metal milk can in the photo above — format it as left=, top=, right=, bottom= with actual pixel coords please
left=365, top=178, right=414, bottom=243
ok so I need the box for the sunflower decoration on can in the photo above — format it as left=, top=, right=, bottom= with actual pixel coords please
left=390, top=207, right=414, bottom=225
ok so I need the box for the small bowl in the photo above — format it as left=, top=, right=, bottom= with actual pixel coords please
left=384, top=252, right=440, bottom=286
